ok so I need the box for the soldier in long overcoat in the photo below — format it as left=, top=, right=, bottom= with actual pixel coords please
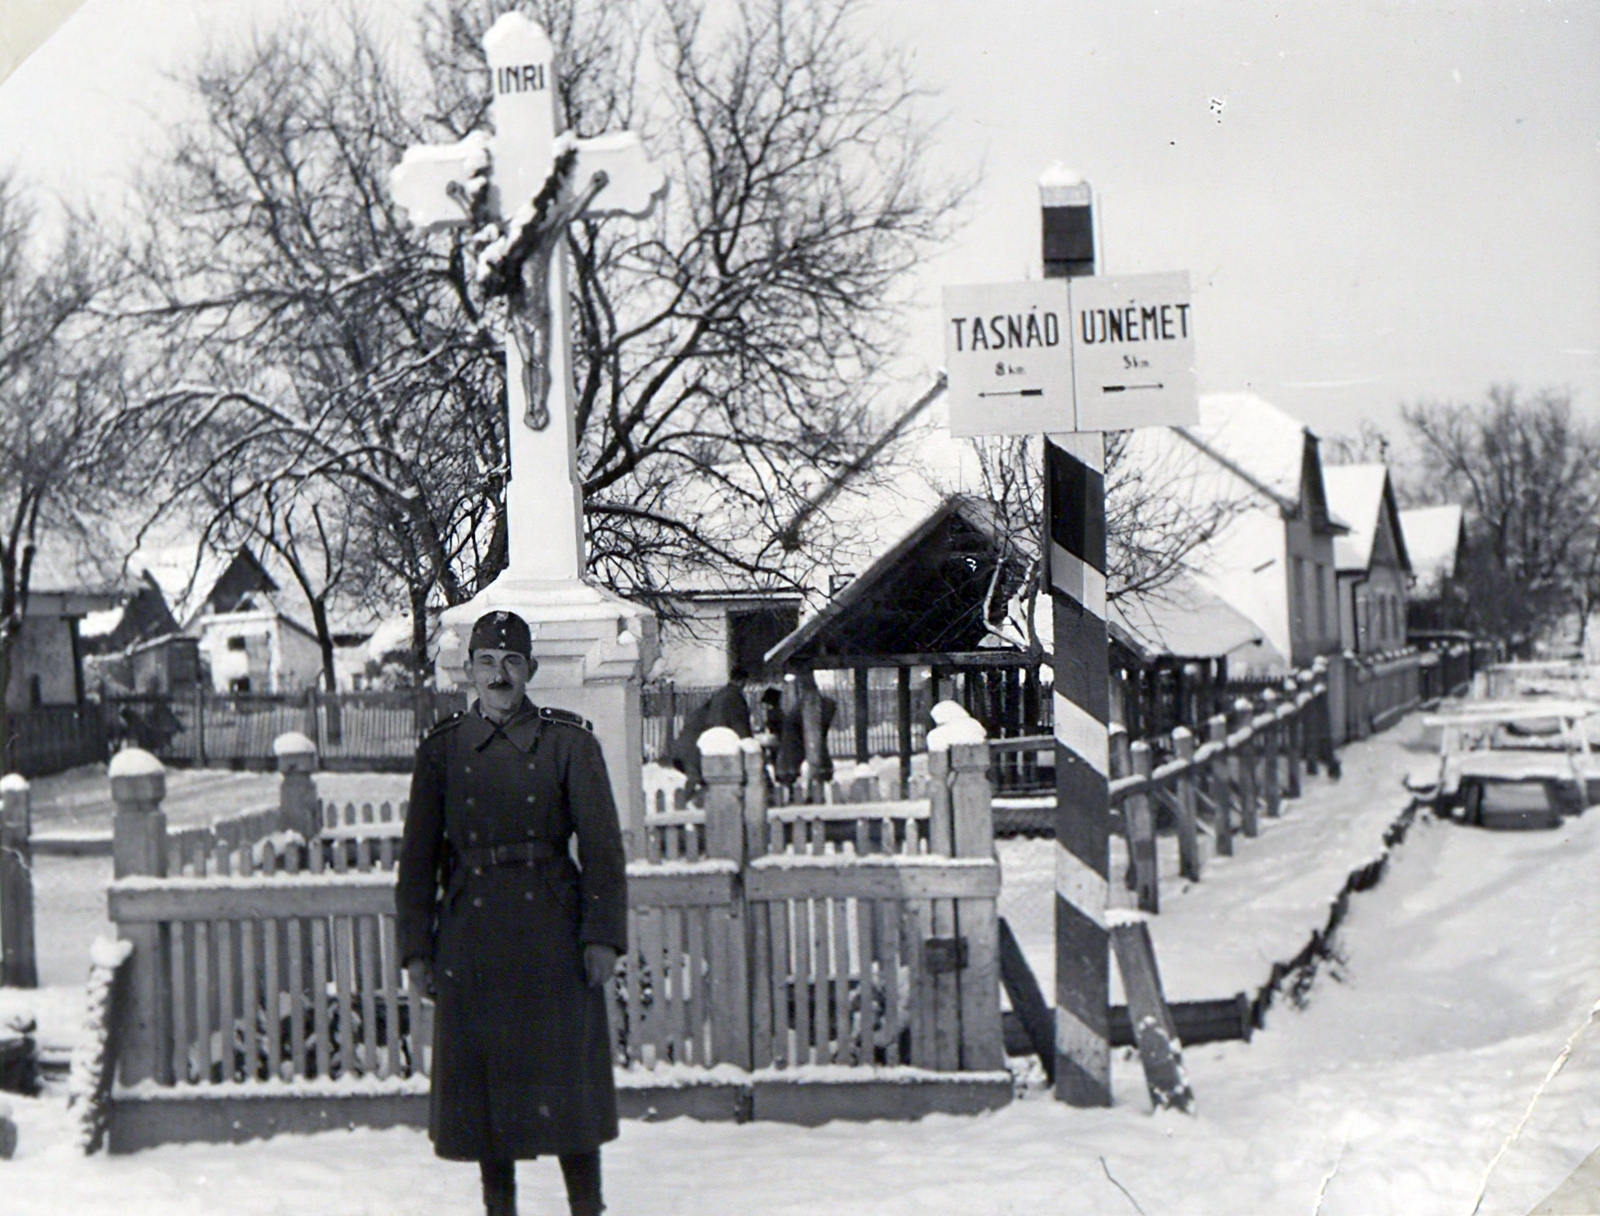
left=396, top=611, right=627, bottom=1216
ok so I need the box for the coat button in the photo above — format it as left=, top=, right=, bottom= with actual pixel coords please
left=464, top=766, right=472, bottom=774
left=525, top=890, right=533, bottom=901
left=472, top=867, right=483, bottom=877
left=472, top=897, right=483, bottom=908
left=526, top=828, right=535, bottom=837
left=469, top=830, right=478, bottom=842
left=526, top=794, right=535, bottom=803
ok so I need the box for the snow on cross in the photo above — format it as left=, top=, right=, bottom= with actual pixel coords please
left=390, top=14, right=665, bottom=435
left=389, top=12, right=667, bottom=850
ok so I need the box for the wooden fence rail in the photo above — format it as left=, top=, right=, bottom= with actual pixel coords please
left=98, top=715, right=1011, bottom=1149
left=1107, top=667, right=1331, bottom=913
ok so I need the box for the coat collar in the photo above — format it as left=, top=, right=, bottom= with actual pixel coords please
left=461, top=698, right=544, bottom=753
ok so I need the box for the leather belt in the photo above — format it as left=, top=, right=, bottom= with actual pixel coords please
left=458, top=840, right=559, bottom=868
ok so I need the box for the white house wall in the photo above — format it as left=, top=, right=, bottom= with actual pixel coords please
left=198, top=610, right=325, bottom=693
left=657, top=602, right=731, bottom=687
left=1192, top=507, right=1291, bottom=671
left=6, top=616, right=79, bottom=710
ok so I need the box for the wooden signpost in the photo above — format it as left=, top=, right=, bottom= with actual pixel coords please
left=942, top=166, right=1198, bottom=1111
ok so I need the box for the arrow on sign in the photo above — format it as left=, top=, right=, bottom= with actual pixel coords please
left=1101, top=383, right=1165, bottom=393
left=979, top=389, right=1046, bottom=398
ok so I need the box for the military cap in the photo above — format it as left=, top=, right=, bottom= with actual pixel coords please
left=468, top=609, right=533, bottom=658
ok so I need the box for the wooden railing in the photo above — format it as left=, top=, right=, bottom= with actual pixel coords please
left=1108, top=665, right=1335, bottom=914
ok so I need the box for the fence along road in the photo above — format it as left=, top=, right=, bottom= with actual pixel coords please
left=93, top=723, right=1011, bottom=1150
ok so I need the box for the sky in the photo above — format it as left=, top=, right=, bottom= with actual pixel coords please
left=1, top=0, right=1597, bottom=443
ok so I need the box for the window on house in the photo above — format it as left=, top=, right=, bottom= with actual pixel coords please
left=1319, top=567, right=1332, bottom=642
left=727, top=607, right=801, bottom=680
left=28, top=674, right=43, bottom=707
left=227, top=636, right=247, bottom=651
left=230, top=676, right=252, bottom=694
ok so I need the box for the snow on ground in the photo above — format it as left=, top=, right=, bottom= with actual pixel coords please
left=998, top=716, right=1436, bottom=1005
left=5, top=716, right=1600, bottom=1213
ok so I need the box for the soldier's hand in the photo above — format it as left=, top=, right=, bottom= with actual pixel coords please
left=583, top=944, right=618, bottom=988
left=407, top=958, right=436, bottom=1001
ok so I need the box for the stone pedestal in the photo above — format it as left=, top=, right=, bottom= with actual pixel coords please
left=438, top=579, right=657, bottom=859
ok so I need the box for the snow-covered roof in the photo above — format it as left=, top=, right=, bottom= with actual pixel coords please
left=1323, top=464, right=1392, bottom=572
left=1115, top=391, right=1345, bottom=534
left=1400, top=505, right=1465, bottom=597
left=1108, top=574, right=1272, bottom=663
left=1181, top=392, right=1315, bottom=510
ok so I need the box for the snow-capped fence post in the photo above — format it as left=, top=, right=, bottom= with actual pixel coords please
left=273, top=731, right=321, bottom=840
left=697, top=727, right=753, bottom=1069
left=1311, top=656, right=1341, bottom=779
left=1206, top=715, right=1234, bottom=856
left=70, top=936, right=134, bottom=1154
left=1232, top=699, right=1260, bottom=838
left=108, top=749, right=172, bottom=1088
left=1171, top=728, right=1202, bottom=882
left=947, top=735, right=1005, bottom=1070
left=1126, top=742, right=1159, bottom=913
left=740, top=738, right=768, bottom=860
left=1282, top=676, right=1304, bottom=800
left=0, top=774, right=37, bottom=988
left=1259, top=690, right=1282, bottom=818
left=1108, top=913, right=1194, bottom=1114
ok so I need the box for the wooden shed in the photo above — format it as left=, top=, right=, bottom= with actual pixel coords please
left=764, top=495, right=1041, bottom=794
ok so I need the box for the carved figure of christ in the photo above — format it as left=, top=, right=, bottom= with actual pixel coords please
left=391, top=13, right=666, bottom=585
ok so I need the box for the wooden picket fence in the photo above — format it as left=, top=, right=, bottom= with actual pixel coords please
left=614, top=742, right=1002, bottom=1081
left=96, top=727, right=1010, bottom=1149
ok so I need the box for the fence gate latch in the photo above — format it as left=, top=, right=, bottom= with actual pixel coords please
left=924, top=936, right=968, bottom=974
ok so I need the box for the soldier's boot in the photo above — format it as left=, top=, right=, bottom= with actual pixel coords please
left=559, top=1151, right=604, bottom=1216
left=480, top=1159, right=517, bottom=1216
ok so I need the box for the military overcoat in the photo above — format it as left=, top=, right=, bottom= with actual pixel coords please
left=395, top=699, right=627, bottom=1161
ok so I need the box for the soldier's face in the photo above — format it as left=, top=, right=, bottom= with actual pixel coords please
left=468, top=647, right=531, bottom=718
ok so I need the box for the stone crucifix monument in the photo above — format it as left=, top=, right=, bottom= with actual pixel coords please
left=391, top=13, right=668, bottom=854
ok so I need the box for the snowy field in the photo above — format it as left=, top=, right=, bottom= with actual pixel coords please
left=5, top=718, right=1600, bottom=1213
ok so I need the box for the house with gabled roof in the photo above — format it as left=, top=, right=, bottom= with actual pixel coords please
left=92, top=541, right=386, bottom=694
left=1120, top=391, right=1347, bottom=673
left=1400, top=504, right=1468, bottom=634
left=3, top=543, right=118, bottom=711
left=1323, top=464, right=1412, bottom=655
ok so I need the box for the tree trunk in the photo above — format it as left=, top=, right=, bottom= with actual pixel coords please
left=0, top=638, right=12, bottom=775
left=409, top=585, right=435, bottom=731
left=308, top=596, right=342, bottom=745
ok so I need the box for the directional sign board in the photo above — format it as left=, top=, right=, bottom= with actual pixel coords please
left=943, top=280, right=1073, bottom=437
left=1070, top=271, right=1196, bottom=431
left=944, top=271, right=1196, bottom=435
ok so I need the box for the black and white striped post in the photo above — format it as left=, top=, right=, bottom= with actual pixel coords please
left=1042, top=169, right=1113, bottom=1106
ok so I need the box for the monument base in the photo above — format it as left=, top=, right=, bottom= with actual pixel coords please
left=437, top=575, right=658, bottom=858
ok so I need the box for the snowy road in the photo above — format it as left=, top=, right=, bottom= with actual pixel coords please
left=6, top=718, right=1600, bottom=1213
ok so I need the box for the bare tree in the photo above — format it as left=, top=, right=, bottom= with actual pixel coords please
left=124, top=0, right=967, bottom=676
left=123, top=10, right=508, bottom=680
left=1402, top=385, right=1600, bottom=651
left=1321, top=421, right=1394, bottom=468
left=0, top=174, right=123, bottom=760
left=965, top=431, right=1241, bottom=655
left=191, top=472, right=361, bottom=698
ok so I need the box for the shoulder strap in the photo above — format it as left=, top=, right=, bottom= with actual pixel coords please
left=538, top=705, right=594, bottom=732
left=422, top=710, right=466, bottom=742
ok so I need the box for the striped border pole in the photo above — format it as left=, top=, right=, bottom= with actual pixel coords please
left=1042, top=169, right=1112, bottom=1105
left=1047, top=433, right=1112, bottom=1105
